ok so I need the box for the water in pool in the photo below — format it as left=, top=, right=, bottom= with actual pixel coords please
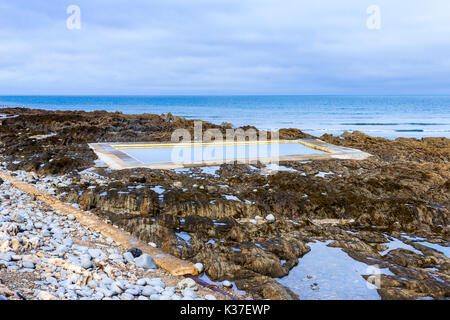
left=118, top=142, right=325, bottom=165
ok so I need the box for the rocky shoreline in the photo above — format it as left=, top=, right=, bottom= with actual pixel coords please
left=0, top=108, right=449, bottom=300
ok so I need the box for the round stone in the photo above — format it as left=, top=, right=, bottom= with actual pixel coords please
left=194, top=263, right=204, bottom=273
left=181, top=288, right=197, bottom=299
left=136, top=279, right=147, bottom=286
left=127, top=248, right=142, bottom=258
left=141, top=286, right=157, bottom=297
left=123, top=252, right=134, bottom=263
left=22, top=261, right=35, bottom=269
left=80, top=256, right=93, bottom=269
left=110, top=282, right=123, bottom=294
left=147, top=278, right=165, bottom=289
left=134, top=254, right=157, bottom=270
left=176, top=278, right=197, bottom=291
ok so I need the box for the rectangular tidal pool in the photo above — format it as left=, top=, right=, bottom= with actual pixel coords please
left=115, top=141, right=328, bottom=165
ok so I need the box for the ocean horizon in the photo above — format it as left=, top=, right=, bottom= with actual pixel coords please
left=1, top=95, right=449, bottom=139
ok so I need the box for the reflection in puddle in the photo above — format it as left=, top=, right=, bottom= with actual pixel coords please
left=315, top=171, right=334, bottom=178
left=224, top=195, right=240, bottom=201
left=173, top=168, right=191, bottom=174
left=173, top=166, right=221, bottom=177
left=400, top=233, right=425, bottom=241
left=416, top=242, right=450, bottom=257
left=150, top=186, right=165, bottom=195
left=176, top=232, right=191, bottom=247
left=213, top=220, right=228, bottom=227
left=199, top=274, right=247, bottom=297
left=260, top=164, right=298, bottom=175
left=399, top=233, right=449, bottom=257
left=380, top=237, right=422, bottom=256
left=199, top=166, right=221, bottom=177
left=277, top=241, right=382, bottom=300
left=398, top=233, right=450, bottom=257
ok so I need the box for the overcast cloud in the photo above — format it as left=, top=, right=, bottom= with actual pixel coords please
left=0, top=0, right=449, bottom=95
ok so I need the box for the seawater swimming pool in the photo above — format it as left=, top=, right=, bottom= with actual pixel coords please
left=117, top=141, right=326, bottom=164
left=89, top=138, right=371, bottom=170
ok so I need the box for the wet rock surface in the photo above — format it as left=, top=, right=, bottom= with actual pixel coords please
left=0, top=108, right=449, bottom=300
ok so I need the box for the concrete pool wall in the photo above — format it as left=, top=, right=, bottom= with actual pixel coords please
left=89, top=139, right=372, bottom=170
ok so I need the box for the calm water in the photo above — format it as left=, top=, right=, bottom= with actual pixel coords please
left=1, top=95, right=449, bottom=139
left=119, top=142, right=325, bottom=164
left=277, top=241, right=389, bottom=300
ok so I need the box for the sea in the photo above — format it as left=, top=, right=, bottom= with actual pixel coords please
left=1, top=95, right=449, bottom=139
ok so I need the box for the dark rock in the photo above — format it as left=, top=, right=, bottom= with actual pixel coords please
left=127, top=248, right=143, bottom=258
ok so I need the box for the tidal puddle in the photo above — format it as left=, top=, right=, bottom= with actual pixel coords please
left=224, top=195, right=240, bottom=201
left=400, top=233, right=425, bottom=241
left=172, top=166, right=220, bottom=177
left=198, top=166, right=221, bottom=177
left=380, top=237, right=422, bottom=256
left=150, top=186, right=165, bottom=203
left=150, top=186, right=165, bottom=194
left=199, top=274, right=247, bottom=297
left=277, top=241, right=383, bottom=300
left=416, top=242, right=450, bottom=257
left=260, top=164, right=298, bottom=175
left=315, top=171, right=334, bottom=178
left=399, top=233, right=449, bottom=257
left=176, top=232, right=192, bottom=247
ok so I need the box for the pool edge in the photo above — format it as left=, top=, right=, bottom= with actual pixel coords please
left=88, top=139, right=372, bottom=170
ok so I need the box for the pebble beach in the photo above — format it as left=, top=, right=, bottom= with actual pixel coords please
left=0, top=166, right=226, bottom=301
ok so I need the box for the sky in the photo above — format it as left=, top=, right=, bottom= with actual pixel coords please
left=0, top=0, right=449, bottom=95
